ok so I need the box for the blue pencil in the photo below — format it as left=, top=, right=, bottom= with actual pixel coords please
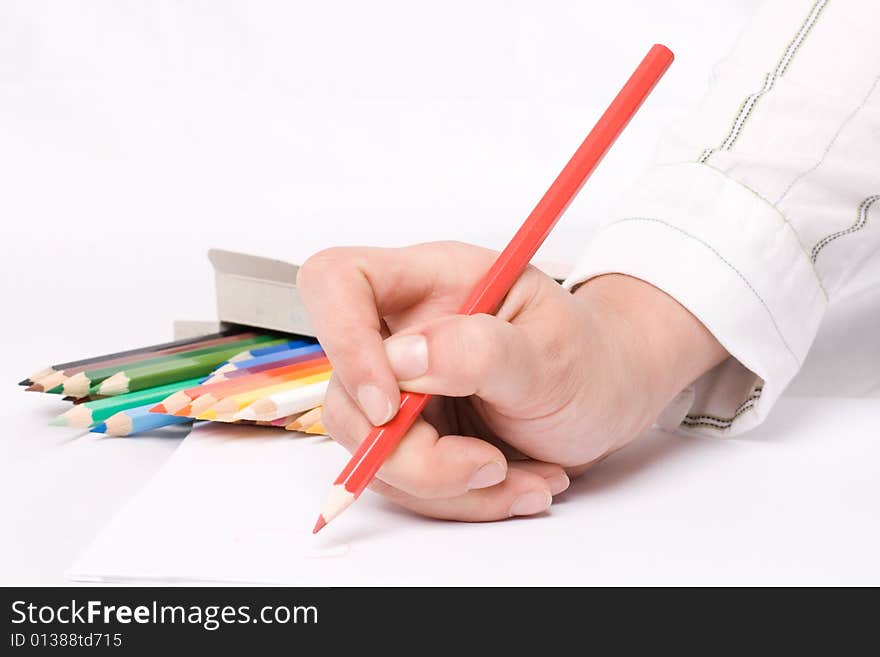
left=92, top=403, right=192, bottom=437
left=212, top=343, right=324, bottom=375
left=249, top=338, right=317, bottom=358
left=225, top=338, right=315, bottom=364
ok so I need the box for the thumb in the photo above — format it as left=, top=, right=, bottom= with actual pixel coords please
left=383, top=314, right=541, bottom=408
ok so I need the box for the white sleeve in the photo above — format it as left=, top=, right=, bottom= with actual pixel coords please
left=564, top=0, right=880, bottom=436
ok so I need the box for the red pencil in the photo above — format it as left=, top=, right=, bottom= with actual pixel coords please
left=313, top=44, right=675, bottom=533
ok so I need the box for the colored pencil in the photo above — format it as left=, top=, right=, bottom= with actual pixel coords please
left=39, top=331, right=264, bottom=396
left=251, top=414, right=303, bottom=427
left=18, top=379, right=31, bottom=387
left=50, top=377, right=203, bottom=428
left=203, top=348, right=327, bottom=384
left=56, top=335, right=282, bottom=398
left=27, top=371, right=68, bottom=393
left=312, top=44, right=675, bottom=533
left=183, top=361, right=328, bottom=416
left=226, top=338, right=316, bottom=363
left=93, top=336, right=290, bottom=396
left=284, top=406, right=322, bottom=431
left=93, top=405, right=193, bottom=437
left=154, top=356, right=331, bottom=415
left=25, top=328, right=246, bottom=383
left=270, top=412, right=305, bottom=427
left=212, top=344, right=324, bottom=375
left=180, top=358, right=331, bottom=419
left=234, top=379, right=330, bottom=421
left=197, top=371, right=332, bottom=420
left=302, top=421, right=327, bottom=435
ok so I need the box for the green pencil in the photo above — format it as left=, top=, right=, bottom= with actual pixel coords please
left=25, top=327, right=247, bottom=383
left=52, top=334, right=283, bottom=398
left=50, top=377, right=205, bottom=428
left=93, top=337, right=291, bottom=396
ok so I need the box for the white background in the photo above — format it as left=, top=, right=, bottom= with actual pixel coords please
left=0, top=1, right=877, bottom=585
left=1, top=0, right=763, bottom=370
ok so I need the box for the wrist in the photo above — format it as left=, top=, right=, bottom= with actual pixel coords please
left=572, top=273, right=728, bottom=404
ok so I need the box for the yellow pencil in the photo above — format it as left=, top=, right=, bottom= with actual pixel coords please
left=195, top=372, right=331, bottom=420
left=302, top=421, right=327, bottom=435
left=284, top=406, right=323, bottom=431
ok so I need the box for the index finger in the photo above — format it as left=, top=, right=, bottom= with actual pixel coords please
left=295, top=242, right=496, bottom=425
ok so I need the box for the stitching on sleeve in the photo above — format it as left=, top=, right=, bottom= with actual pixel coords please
left=775, top=72, right=880, bottom=205
left=681, top=401, right=757, bottom=430
left=696, top=161, right=828, bottom=299
left=680, top=404, right=756, bottom=429
left=610, top=217, right=802, bottom=367
left=697, top=0, right=828, bottom=165
left=683, top=388, right=764, bottom=428
left=811, top=195, right=880, bottom=263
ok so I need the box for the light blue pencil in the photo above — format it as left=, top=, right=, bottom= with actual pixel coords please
left=249, top=338, right=317, bottom=358
left=212, top=343, right=324, bottom=375
left=225, top=338, right=315, bottom=364
left=91, top=403, right=193, bottom=437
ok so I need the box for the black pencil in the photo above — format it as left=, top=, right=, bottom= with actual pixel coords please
left=25, top=327, right=246, bottom=383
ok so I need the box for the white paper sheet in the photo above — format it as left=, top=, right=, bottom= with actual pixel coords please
left=69, top=398, right=880, bottom=585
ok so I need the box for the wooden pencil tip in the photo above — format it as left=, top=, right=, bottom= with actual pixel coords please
left=233, top=405, right=258, bottom=421
left=151, top=404, right=167, bottom=414
left=174, top=405, right=193, bottom=417
left=25, top=384, right=42, bottom=392
left=18, top=379, right=32, bottom=387
left=312, top=515, right=327, bottom=534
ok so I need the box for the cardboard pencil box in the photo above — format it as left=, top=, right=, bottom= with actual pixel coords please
left=173, top=249, right=314, bottom=340
left=173, top=248, right=571, bottom=340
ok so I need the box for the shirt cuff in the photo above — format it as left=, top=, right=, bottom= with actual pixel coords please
left=563, top=163, right=828, bottom=436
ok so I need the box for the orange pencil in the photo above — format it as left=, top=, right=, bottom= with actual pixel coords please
left=152, top=356, right=331, bottom=415
left=286, top=406, right=323, bottom=432
left=195, top=371, right=332, bottom=420
left=302, top=421, right=327, bottom=435
left=26, top=332, right=259, bottom=392
left=313, top=44, right=675, bottom=533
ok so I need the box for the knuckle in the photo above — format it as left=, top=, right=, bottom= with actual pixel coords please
left=459, top=315, right=504, bottom=380
left=394, top=455, right=451, bottom=499
left=319, top=385, right=346, bottom=437
left=297, top=247, right=351, bottom=291
left=319, top=401, right=343, bottom=438
left=403, top=478, right=435, bottom=499
left=403, top=474, right=448, bottom=499
left=435, top=239, right=470, bottom=251
left=326, top=341, right=382, bottom=385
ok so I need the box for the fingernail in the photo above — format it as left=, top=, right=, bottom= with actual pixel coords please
left=546, top=473, right=570, bottom=496
left=509, top=490, right=552, bottom=517
left=357, top=384, right=393, bottom=426
left=467, top=460, right=506, bottom=490
left=384, top=334, right=429, bottom=380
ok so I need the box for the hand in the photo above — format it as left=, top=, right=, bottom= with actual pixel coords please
left=296, top=241, right=726, bottom=521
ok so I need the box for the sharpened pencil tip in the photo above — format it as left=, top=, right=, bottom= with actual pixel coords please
left=312, top=515, right=327, bottom=534
left=19, top=379, right=31, bottom=386
left=91, top=422, right=107, bottom=433
left=174, top=405, right=193, bottom=417
left=233, top=408, right=257, bottom=421
left=151, top=404, right=167, bottom=414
